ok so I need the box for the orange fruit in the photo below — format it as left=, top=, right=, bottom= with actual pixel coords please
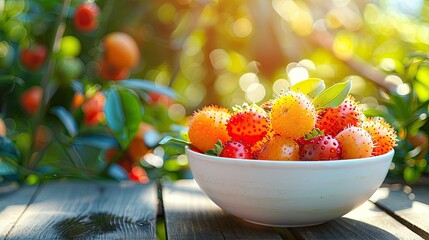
left=99, top=58, right=130, bottom=81
left=361, top=118, right=397, bottom=156
left=82, top=91, right=106, bottom=125
left=127, top=122, right=155, bottom=161
left=0, top=117, right=6, bottom=137
left=20, top=86, right=43, bottom=115
left=34, top=125, right=53, bottom=150
left=188, top=105, right=231, bottom=153
left=336, top=126, right=373, bottom=159
left=71, top=93, right=85, bottom=109
left=270, top=91, right=316, bottom=139
left=103, top=32, right=140, bottom=69
left=257, top=135, right=299, bottom=161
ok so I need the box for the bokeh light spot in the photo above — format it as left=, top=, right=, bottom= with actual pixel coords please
left=239, top=72, right=259, bottom=91
left=245, top=83, right=266, bottom=103
left=168, top=103, right=186, bottom=121
left=287, top=66, right=309, bottom=85
left=232, top=18, right=252, bottom=38
left=273, top=79, right=290, bottom=95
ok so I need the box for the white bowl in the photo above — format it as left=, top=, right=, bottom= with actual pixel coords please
left=186, top=147, right=394, bottom=227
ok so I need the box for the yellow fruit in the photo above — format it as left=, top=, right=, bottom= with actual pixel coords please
left=257, top=135, right=299, bottom=161
left=336, top=126, right=373, bottom=159
left=188, top=105, right=231, bottom=153
left=270, top=91, right=316, bottom=139
left=361, top=118, right=397, bottom=156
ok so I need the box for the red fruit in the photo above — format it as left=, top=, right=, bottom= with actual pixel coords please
left=316, top=96, right=362, bottom=136
left=99, top=59, right=130, bottom=81
left=20, top=44, right=47, bottom=71
left=227, top=107, right=269, bottom=145
left=220, top=141, right=252, bottom=159
left=82, top=91, right=106, bottom=125
left=73, top=1, right=100, bottom=32
left=20, top=86, right=43, bottom=115
left=299, top=135, right=342, bottom=161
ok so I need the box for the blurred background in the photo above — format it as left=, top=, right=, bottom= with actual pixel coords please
left=1, top=0, right=429, bottom=184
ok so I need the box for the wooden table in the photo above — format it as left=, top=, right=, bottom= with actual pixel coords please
left=0, top=179, right=428, bottom=239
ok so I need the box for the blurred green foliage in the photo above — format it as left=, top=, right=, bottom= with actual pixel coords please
left=1, top=0, right=429, bottom=184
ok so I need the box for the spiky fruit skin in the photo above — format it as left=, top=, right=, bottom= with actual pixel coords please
left=336, top=126, right=373, bottom=159
left=270, top=91, right=316, bottom=139
left=227, top=109, right=269, bottom=145
left=316, top=96, right=362, bottom=136
left=257, top=135, right=299, bottom=161
left=361, top=118, right=397, bottom=156
left=299, top=135, right=342, bottom=161
left=188, top=106, right=231, bottom=153
left=220, top=141, right=252, bottom=159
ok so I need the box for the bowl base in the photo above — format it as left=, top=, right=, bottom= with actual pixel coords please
left=243, top=219, right=327, bottom=227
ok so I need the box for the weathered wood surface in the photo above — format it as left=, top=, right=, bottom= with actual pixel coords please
left=1, top=179, right=428, bottom=239
left=0, top=184, right=39, bottom=238
left=1, top=181, right=157, bottom=240
left=370, top=184, right=429, bottom=239
left=162, top=180, right=282, bottom=240
left=163, top=180, right=425, bottom=240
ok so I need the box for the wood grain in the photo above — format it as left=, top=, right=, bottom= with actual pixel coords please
left=370, top=184, right=429, bottom=239
left=285, top=200, right=423, bottom=240
left=5, top=181, right=157, bottom=240
left=162, top=180, right=282, bottom=240
left=0, top=184, right=38, bottom=238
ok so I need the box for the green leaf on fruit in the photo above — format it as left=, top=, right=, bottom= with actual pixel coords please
left=312, top=80, right=352, bottom=110
left=291, top=78, right=326, bottom=98
left=205, top=140, right=223, bottom=156
left=105, top=88, right=142, bottom=149
left=304, top=128, right=324, bottom=140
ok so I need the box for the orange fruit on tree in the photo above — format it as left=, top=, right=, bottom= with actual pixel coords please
left=127, top=122, right=156, bottom=161
left=82, top=91, right=106, bottom=125
left=20, top=86, right=43, bottom=115
left=98, top=58, right=130, bottom=81
left=188, top=105, right=231, bottom=153
left=0, top=117, right=6, bottom=137
left=103, top=32, right=140, bottom=70
left=34, top=125, right=53, bottom=150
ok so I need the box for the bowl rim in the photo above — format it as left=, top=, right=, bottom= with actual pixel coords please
left=185, top=146, right=395, bottom=167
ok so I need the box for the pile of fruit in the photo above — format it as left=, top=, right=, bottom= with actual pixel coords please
left=187, top=80, right=397, bottom=161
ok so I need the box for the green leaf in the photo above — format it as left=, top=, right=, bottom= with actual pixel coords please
left=50, top=106, right=78, bottom=137
left=73, top=134, right=120, bottom=149
left=291, top=78, right=326, bottom=98
left=159, top=136, right=189, bottom=156
left=119, top=79, right=177, bottom=99
left=312, top=80, right=352, bottom=110
left=205, top=140, right=223, bottom=156
left=105, top=89, right=142, bottom=149
left=0, top=136, right=21, bottom=160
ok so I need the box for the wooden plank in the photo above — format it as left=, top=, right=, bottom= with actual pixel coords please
left=0, top=184, right=39, bottom=238
left=5, top=181, right=157, bottom=240
left=162, top=180, right=282, bottom=240
left=370, top=184, right=429, bottom=239
left=283, top=200, right=423, bottom=240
